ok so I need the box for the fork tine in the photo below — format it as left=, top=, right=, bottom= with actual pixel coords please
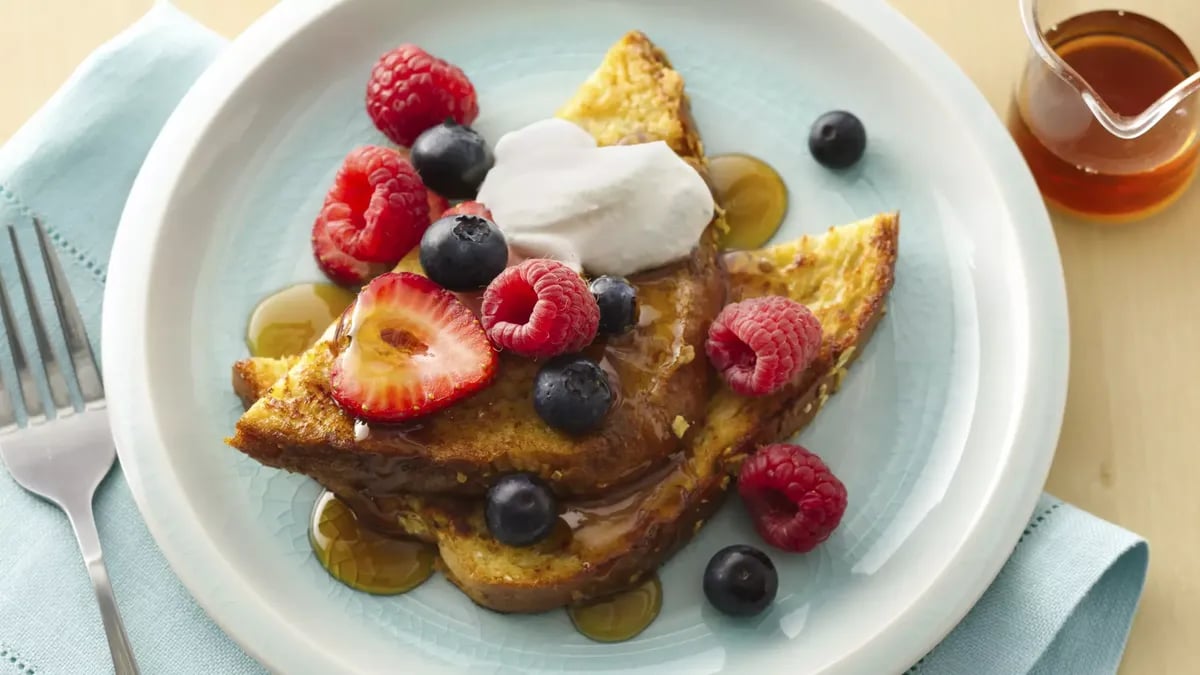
left=9, top=226, right=72, bottom=413
left=0, top=233, right=44, bottom=422
left=34, top=220, right=103, bottom=404
left=0, top=328, right=14, bottom=429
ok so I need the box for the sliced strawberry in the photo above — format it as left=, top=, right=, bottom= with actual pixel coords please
left=440, top=200, right=493, bottom=220
left=312, top=212, right=388, bottom=287
left=324, top=146, right=430, bottom=263
left=330, top=272, right=497, bottom=423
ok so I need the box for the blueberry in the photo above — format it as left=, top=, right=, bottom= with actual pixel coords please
left=808, top=110, right=867, bottom=170
left=411, top=121, right=494, bottom=200
left=703, top=545, right=778, bottom=617
left=419, top=215, right=508, bottom=291
left=485, top=473, right=559, bottom=547
left=589, top=276, right=638, bottom=337
left=533, top=356, right=613, bottom=435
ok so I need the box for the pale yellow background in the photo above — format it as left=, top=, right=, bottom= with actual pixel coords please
left=1, top=0, right=1196, bottom=672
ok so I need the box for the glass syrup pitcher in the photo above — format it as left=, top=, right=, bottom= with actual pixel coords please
left=1009, top=0, right=1200, bottom=222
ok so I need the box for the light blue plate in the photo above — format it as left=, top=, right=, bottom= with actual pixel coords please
left=104, top=1, right=1068, bottom=672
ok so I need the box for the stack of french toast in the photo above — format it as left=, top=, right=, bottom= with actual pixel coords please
left=227, top=31, right=898, bottom=614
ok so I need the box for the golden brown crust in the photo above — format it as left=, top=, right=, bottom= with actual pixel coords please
left=434, top=214, right=899, bottom=612
left=231, top=356, right=294, bottom=408
left=226, top=30, right=725, bottom=499
left=224, top=31, right=902, bottom=613
left=233, top=213, right=899, bottom=613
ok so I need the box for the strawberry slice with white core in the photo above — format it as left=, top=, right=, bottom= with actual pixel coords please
left=331, top=272, right=497, bottom=423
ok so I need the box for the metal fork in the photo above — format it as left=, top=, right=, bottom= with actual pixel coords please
left=0, top=220, right=139, bottom=675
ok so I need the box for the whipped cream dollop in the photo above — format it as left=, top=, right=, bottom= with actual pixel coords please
left=475, top=118, right=714, bottom=277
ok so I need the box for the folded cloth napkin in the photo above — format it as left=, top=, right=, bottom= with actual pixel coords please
left=0, top=5, right=1149, bottom=674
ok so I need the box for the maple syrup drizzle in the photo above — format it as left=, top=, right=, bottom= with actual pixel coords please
left=709, top=154, right=788, bottom=250
left=309, top=491, right=435, bottom=595
left=567, top=575, right=662, bottom=642
left=247, top=283, right=356, bottom=358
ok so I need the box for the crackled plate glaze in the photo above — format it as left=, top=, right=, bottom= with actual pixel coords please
left=103, top=0, right=1068, bottom=672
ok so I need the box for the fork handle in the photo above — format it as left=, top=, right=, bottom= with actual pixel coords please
left=66, top=498, right=141, bottom=675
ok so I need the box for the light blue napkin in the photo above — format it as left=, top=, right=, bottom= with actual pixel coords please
left=0, top=5, right=1148, bottom=674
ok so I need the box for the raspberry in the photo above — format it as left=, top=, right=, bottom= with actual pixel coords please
left=323, top=146, right=429, bottom=263
left=738, top=444, right=847, bottom=553
left=311, top=213, right=387, bottom=287
left=705, top=296, right=822, bottom=397
left=481, top=259, right=599, bottom=358
left=441, top=200, right=493, bottom=220
left=366, top=44, right=479, bottom=147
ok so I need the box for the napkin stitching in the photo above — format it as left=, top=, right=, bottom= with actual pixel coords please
left=1018, top=502, right=1061, bottom=544
left=0, top=644, right=36, bottom=674
left=0, top=183, right=108, bottom=284
left=904, top=501, right=1065, bottom=673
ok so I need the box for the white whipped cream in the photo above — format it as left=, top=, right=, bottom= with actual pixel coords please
left=353, top=419, right=371, bottom=442
left=475, top=118, right=714, bottom=277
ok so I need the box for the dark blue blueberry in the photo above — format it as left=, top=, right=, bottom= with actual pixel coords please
left=419, top=214, right=507, bottom=291
left=533, top=355, right=613, bottom=435
left=703, top=545, right=778, bottom=617
left=411, top=121, right=494, bottom=199
left=808, top=110, right=867, bottom=170
left=485, top=473, right=558, bottom=547
left=589, top=276, right=638, bottom=337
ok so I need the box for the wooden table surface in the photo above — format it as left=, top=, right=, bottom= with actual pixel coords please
left=2, top=1, right=1196, bottom=672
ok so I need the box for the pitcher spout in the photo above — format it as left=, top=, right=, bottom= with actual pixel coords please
left=1010, top=0, right=1200, bottom=221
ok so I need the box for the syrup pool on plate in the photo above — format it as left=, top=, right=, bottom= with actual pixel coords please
left=246, top=283, right=356, bottom=358
left=309, top=491, right=435, bottom=594
left=567, top=574, right=663, bottom=642
left=709, top=154, right=789, bottom=250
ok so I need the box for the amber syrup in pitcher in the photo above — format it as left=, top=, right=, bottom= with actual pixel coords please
left=1009, top=10, right=1199, bottom=221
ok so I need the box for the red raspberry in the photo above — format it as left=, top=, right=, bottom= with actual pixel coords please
left=311, top=214, right=387, bottom=287
left=738, top=444, right=847, bottom=553
left=366, top=44, right=479, bottom=147
left=323, top=146, right=429, bottom=263
left=481, top=259, right=599, bottom=358
left=705, top=296, right=822, bottom=397
left=441, top=201, right=493, bottom=220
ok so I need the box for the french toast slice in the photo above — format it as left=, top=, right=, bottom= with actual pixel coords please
left=234, top=213, right=899, bottom=613
left=226, top=31, right=725, bottom=499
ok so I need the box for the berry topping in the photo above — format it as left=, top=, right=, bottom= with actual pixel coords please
left=394, top=146, right=451, bottom=222
left=485, top=473, right=559, bottom=547
left=366, top=44, right=479, bottom=147
left=703, top=545, right=779, bottom=617
left=411, top=121, right=495, bottom=200
left=322, top=146, right=430, bottom=264
left=311, top=213, right=388, bottom=287
left=532, top=355, right=613, bottom=435
left=589, top=276, right=638, bottom=337
left=481, top=259, right=600, bottom=358
left=738, top=444, right=847, bottom=553
left=705, top=296, right=822, bottom=397
left=808, top=110, right=867, bottom=170
left=424, top=191, right=451, bottom=222
left=441, top=200, right=493, bottom=220
left=330, top=272, right=497, bottom=423
left=419, top=214, right=509, bottom=292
